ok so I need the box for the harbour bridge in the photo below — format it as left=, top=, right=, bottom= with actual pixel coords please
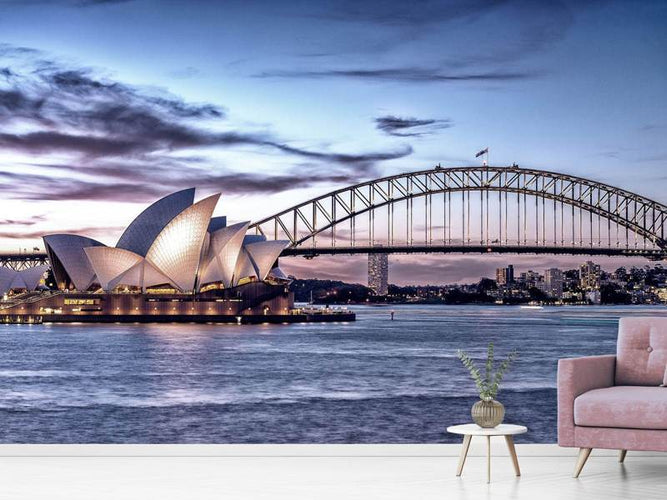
left=1, top=165, right=666, bottom=270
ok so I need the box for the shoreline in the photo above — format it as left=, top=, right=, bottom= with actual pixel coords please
left=306, top=301, right=666, bottom=307
left=1, top=312, right=355, bottom=325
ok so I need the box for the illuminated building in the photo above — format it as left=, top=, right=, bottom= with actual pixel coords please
left=43, top=189, right=289, bottom=293
left=368, top=253, right=388, bottom=295
left=579, top=261, right=601, bottom=290
left=495, top=265, right=514, bottom=286
left=544, top=268, right=564, bottom=298
left=0, top=189, right=354, bottom=323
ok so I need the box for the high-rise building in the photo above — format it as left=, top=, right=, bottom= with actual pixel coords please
left=495, top=264, right=514, bottom=286
left=544, top=268, right=564, bottom=298
left=580, top=261, right=601, bottom=290
left=519, top=270, right=541, bottom=288
left=495, top=267, right=504, bottom=284
left=368, top=253, right=389, bottom=295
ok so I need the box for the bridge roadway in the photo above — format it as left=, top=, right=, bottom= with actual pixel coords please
left=1, top=243, right=664, bottom=271
left=282, top=244, right=666, bottom=260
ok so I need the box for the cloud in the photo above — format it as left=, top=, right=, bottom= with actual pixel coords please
left=311, top=0, right=509, bottom=28
left=308, top=0, right=582, bottom=55
left=375, top=115, right=453, bottom=137
left=637, top=153, right=667, bottom=163
left=0, top=46, right=412, bottom=201
left=597, top=146, right=667, bottom=164
left=0, top=225, right=124, bottom=240
left=0, top=215, right=46, bottom=226
left=12, top=157, right=411, bottom=201
left=75, top=0, right=134, bottom=5
left=0, top=65, right=228, bottom=158
left=270, top=143, right=411, bottom=171
left=639, top=123, right=666, bottom=132
left=0, top=131, right=153, bottom=157
left=1, top=58, right=405, bottom=165
left=255, top=1, right=601, bottom=85
left=254, top=67, right=537, bottom=83
left=0, top=170, right=167, bottom=201
left=0, top=0, right=135, bottom=6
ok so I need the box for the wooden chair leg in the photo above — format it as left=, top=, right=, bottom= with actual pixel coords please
left=618, top=449, right=627, bottom=463
left=573, top=447, right=592, bottom=478
left=456, top=435, right=472, bottom=476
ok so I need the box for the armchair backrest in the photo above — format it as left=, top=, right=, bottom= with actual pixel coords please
left=616, top=316, right=667, bottom=386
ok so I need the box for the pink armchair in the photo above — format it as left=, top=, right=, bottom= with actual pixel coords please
left=558, top=317, right=667, bottom=477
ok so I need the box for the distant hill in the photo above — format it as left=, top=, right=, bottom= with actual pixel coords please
left=289, top=278, right=372, bottom=303
left=288, top=278, right=496, bottom=305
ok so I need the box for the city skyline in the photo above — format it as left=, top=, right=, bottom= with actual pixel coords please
left=295, top=259, right=667, bottom=306
left=0, top=0, right=665, bottom=285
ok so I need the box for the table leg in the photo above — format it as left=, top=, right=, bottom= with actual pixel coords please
left=487, top=435, right=491, bottom=484
left=456, top=435, right=472, bottom=476
left=505, top=435, right=521, bottom=476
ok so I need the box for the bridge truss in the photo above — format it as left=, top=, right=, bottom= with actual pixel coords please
left=2, top=166, right=666, bottom=271
left=250, top=166, right=667, bottom=260
left=0, top=253, right=49, bottom=271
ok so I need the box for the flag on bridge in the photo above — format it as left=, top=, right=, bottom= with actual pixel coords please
left=475, top=147, right=489, bottom=158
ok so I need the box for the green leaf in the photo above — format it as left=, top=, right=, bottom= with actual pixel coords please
left=457, top=346, right=518, bottom=399
left=485, top=342, right=494, bottom=388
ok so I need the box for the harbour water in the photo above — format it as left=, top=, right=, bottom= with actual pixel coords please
left=0, top=305, right=665, bottom=444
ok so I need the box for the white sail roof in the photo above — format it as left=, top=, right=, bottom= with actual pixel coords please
left=0, top=267, right=17, bottom=295
left=17, top=265, right=49, bottom=291
left=38, top=189, right=293, bottom=294
left=43, top=234, right=105, bottom=291
left=107, top=258, right=176, bottom=291
left=0, top=265, right=49, bottom=295
left=84, top=247, right=143, bottom=291
left=244, top=240, right=290, bottom=281
left=200, top=221, right=250, bottom=288
left=145, top=193, right=220, bottom=292
left=233, top=248, right=257, bottom=285
left=268, top=266, right=289, bottom=281
left=116, top=188, right=195, bottom=257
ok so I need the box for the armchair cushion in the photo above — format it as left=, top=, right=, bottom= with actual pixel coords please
left=616, top=317, right=667, bottom=386
left=574, top=386, right=667, bottom=430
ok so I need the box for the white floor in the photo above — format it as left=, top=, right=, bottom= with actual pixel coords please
left=0, top=445, right=665, bottom=500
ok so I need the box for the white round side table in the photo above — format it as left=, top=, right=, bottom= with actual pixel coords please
left=446, top=423, right=527, bottom=483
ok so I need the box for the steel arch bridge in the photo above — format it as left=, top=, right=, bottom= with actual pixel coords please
left=0, top=253, right=49, bottom=271
left=1, top=165, right=665, bottom=270
left=250, top=165, right=667, bottom=260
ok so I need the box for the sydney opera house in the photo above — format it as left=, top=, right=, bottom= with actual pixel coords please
left=0, top=189, right=353, bottom=323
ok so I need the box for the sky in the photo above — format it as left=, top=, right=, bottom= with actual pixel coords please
left=0, top=0, right=665, bottom=284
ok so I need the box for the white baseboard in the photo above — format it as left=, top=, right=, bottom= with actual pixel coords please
left=0, top=444, right=663, bottom=457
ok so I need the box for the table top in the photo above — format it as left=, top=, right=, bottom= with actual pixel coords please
left=446, top=424, right=528, bottom=436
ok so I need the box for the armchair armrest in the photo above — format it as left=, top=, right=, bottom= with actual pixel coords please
left=557, top=355, right=615, bottom=447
